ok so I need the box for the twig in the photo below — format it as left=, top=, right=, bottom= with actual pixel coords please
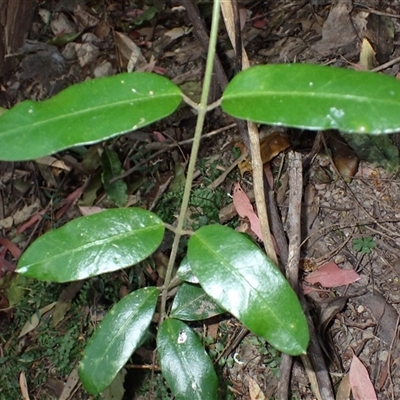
left=217, top=327, right=249, bottom=364
left=285, top=152, right=302, bottom=289
left=387, top=315, right=399, bottom=400
left=220, top=0, right=277, bottom=264
left=182, top=0, right=251, bottom=154
left=207, top=152, right=247, bottom=189
left=159, top=0, right=222, bottom=323
left=371, top=55, right=400, bottom=73
left=263, top=172, right=288, bottom=269
left=300, top=289, right=336, bottom=400
left=278, top=152, right=303, bottom=399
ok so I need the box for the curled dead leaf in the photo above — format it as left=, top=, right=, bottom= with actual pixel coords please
left=327, top=132, right=359, bottom=182
left=236, top=131, right=290, bottom=176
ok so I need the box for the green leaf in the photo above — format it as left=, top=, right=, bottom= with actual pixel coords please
left=47, top=31, right=83, bottom=46
left=101, top=148, right=128, bottom=207
left=99, top=368, right=126, bottom=400
left=352, top=236, right=376, bottom=254
left=17, top=208, right=164, bottom=282
left=79, top=287, right=158, bottom=394
left=176, top=256, right=199, bottom=283
left=170, top=282, right=225, bottom=321
left=222, top=64, right=400, bottom=134
left=158, top=318, right=218, bottom=400
left=188, top=225, right=309, bottom=355
left=0, top=72, right=182, bottom=161
left=341, top=132, right=399, bottom=171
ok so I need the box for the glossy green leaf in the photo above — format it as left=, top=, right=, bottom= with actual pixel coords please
left=17, top=208, right=164, bottom=282
left=101, top=148, right=128, bottom=207
left=158, top=318, right=218, bottom=400
left=99, top=368, right=126, bottom=400
left=0, top=72, right=182, bottom=161
left=222, top=64, right=400, bottom=134
left=188, top=225, right=309, bottom=355
left=79, top=287, right=158, bottom=394
left=170, top=282, right=225, bottom=321
left=176, top=256, right=199, bottom=283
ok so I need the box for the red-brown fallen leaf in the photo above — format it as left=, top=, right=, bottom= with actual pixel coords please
left=16, top=210, right=45, bottom=235
left=349, top=354, right=377, bottom=400
left=301, top=284, right=327, bottom=295
left=55, top=184, right=86, bottom=220
left=233, top=182, right=262, bottom=240
left=0, top=237, right=21, bottom=259
left=0, top=242, right=16, bottom=278
left=304, top=261, right=360, bottom=288
left=153, top=130, right=167, bottom=142
left=0, top=256, right=16, bottom=274
left=252, top=14, right=267, bottom=29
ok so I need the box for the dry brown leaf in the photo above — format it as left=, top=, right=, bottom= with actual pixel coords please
left=312, top=0, right=359, bottom=57
left=19, top=371, right=30, bottom=400
left=51, top=281, right=84, bottom=327
left=359, top=38, right=376, bottom=70
left=59, top=367, right=80, bottom=400
left=164, top=26, right=192, bottom=40
left=73, top=4, right=100, bottom=29
left=0, top=199, right=41, bottom=230
left=114, top=31, right=146, bottom=72
left=19, top=302, right=57, bottom=338
left=336, top=373, right=351, bottom=400
left=248, top=377, right=265, bottom=400
left=50, top=12, right=76, bottom=36
left=236, top=131, right=290, bottom=176
left=260, top=132, right=290, bottom=163
left=74, top=42, right=99, bottom=67
left=35, top=156, right=71, bottom=171
left=328, top=133, right=359, bottom=182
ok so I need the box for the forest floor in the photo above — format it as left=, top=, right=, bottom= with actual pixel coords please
left=2, top=0, right=400, bottom=399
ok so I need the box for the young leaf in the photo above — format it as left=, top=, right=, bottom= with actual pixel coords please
left=17, top=208, right=164, bottom=282
left=79, top=287, right=158, bottom=394
left=0, top=72, right=182, bottom=161
left=188, top=224, right=309, bottom=356
left=101, top=148, right=128, bottom=207
left=170, top=282, right=225, bottom=321
left=222, top=64, right=400, bottom=134
left=158, top=318, right=218, bottom=400
left=352, top=236, right=376, bottom=254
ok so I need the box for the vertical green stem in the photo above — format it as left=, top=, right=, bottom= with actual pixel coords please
left=159, top=0, right=221, bottom=323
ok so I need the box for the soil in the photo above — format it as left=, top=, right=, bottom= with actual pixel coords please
left=1, top=0, right=400, bottom=399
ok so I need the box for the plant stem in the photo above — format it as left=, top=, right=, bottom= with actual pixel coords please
left=159, top=0, right=221, bottom=324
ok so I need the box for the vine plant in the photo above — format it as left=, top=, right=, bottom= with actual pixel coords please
left=1, top=0, right=400, bottom=397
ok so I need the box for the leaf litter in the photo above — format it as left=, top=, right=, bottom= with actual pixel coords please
left=1, top=0, right=400, bottom=399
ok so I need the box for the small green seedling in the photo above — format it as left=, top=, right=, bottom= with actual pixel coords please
left=353, top=236, right=376, bottom=254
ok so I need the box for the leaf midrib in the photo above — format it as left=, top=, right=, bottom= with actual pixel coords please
left=1, top=92, right=181, bottom=139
